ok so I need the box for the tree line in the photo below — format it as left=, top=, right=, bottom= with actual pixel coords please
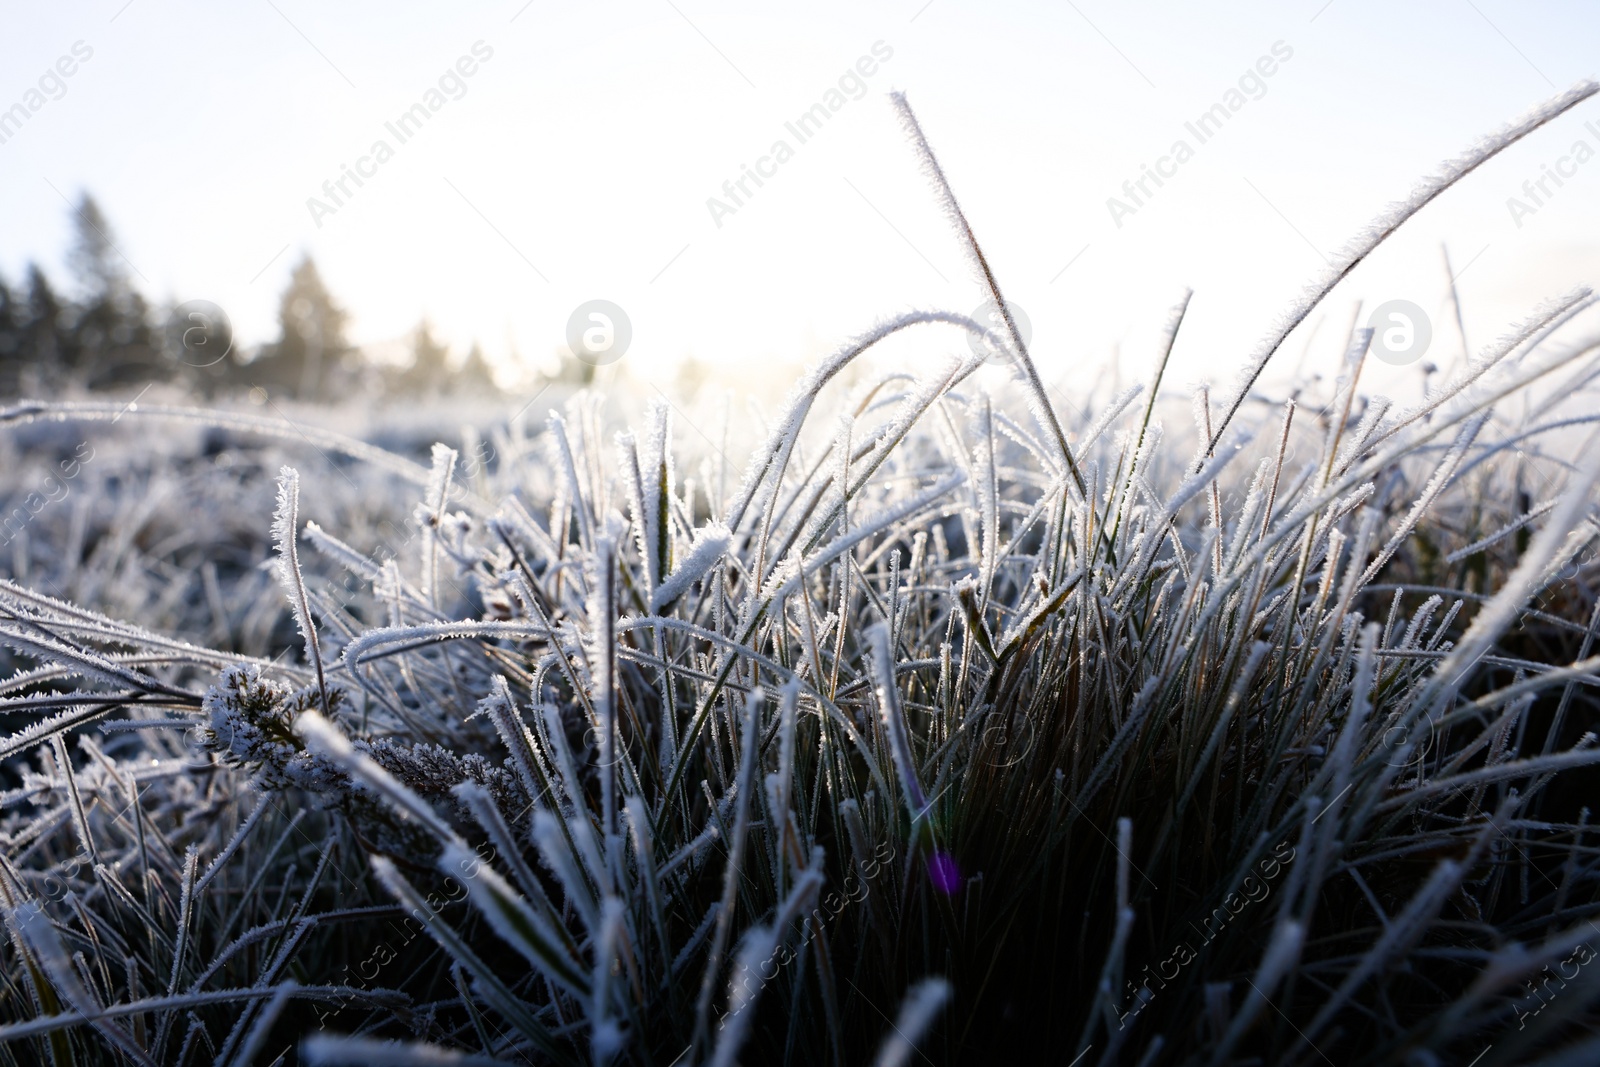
left=0, top=193, right=501, bottom=402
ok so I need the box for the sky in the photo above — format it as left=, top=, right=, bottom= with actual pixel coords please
left=3, top=0, right=1600, bottom=401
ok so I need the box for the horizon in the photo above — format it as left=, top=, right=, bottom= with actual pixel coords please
left=4, top=1, right=1600, bottom=401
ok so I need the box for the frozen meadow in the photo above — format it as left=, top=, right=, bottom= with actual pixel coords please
left=1, top=87, right=1600, bottom=1065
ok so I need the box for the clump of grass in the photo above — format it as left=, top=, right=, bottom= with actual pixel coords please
left=2, top=82, right=1600, bottom=1066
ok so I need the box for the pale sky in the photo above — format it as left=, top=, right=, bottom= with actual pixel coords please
left=3, top=0, right=1600, bottom=400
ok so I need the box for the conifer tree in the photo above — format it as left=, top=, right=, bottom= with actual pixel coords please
left=67, top=193, right=157, bottom=388
left=255, top=255, right=354, bottom=400
left=395, top=318, right=450, bottom=395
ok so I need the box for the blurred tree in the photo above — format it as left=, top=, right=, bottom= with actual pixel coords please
left=67, top=195, right=131, bottom=304
left=455, top=341, right=498, bottom=396
left=0, top=196, right=163, bottom=395
left=66, top=193, right=159, bottom=389
left=393, top=319, right=450, bottom=396
left=0, top=265, right=70, bottom=395
left=252, top=255, right=355, bottom=401
left=555, top=352, right=596, bottom=387
left=0, top=275, right=22, bottom=396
